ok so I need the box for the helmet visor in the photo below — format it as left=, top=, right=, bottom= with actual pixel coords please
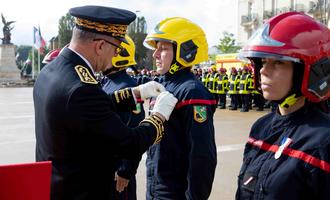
left=245, top=23, right=285, bottom=47
left=238, top=51, right=301, bottom=63
left=143, top=37, right=174, bottom=50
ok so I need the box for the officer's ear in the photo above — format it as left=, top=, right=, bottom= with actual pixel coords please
left=93, top=39, right=106, bottom=56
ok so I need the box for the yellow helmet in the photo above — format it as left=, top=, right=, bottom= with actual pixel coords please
left=210, top=65, right=217, bottom=72
left=144, top=17, right=208, bottom=73
left=112, top=35, right=137, bottom=68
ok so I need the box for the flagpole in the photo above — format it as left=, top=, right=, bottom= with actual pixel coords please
left=38, top=49, right=40, bottom=77
left=32, top=47, right=35, bottom=79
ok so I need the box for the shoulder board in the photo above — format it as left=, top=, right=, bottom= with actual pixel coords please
left=74, top=65, right=98, bottom=84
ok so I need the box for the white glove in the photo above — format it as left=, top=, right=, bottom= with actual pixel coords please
left=152, top=91, right=178, bottom=121
left=138, top=81, right=166, bottom=99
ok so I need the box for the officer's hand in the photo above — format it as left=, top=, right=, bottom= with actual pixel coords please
left=136, top=81, right=166, bottom=99
left=114, top=172, right=129, bottom=193
left=152, top=91, right=178, bottom=121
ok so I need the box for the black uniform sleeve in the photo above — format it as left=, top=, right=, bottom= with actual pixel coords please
left=181, top=104, right=217, bottom=200
left=116, top=104, right=145, bottom=179
left=67, top=85, right=163, bottom=159
left=108, top=87, right=137, bottom=112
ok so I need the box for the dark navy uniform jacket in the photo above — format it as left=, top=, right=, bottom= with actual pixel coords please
left=147, top=68, right=217, bottom=200
left=33, top=48, right=158, bottom=200
left=236, top=104, right=330, bottom=200
left=101, top=70, right=145, bottom=179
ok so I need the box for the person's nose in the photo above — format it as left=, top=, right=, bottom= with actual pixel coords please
left=260, top=63, right=270, bottom=76
left=153, top=49, right=160, bottom=59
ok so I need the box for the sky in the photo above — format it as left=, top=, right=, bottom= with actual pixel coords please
left=1, top=0, right=238, bottom=48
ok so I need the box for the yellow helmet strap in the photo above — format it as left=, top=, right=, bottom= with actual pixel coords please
left=168, top=44, right=182, bottom=74
left=279, top=94, right=298, bottom=108
left=169, top=62, right=181, bottom=74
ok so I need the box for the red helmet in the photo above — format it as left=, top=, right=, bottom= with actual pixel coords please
left=239, top=12, right=330, bottom=102
left=42, top=49, right=61, bottom=64
left=141, top=69, right=148, bottom=75
left=242, top=66, right=250, bottom=72
left=231, top=67, right=237, bottom=74
left=218, top=67, right=227, bottom=73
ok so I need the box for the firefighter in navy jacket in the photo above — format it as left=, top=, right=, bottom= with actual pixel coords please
left=144, top=17, right=217, bottom=200
left=236, top=12, right=330, bottom=200
left=33, top=6, right=178, bottom=200
left=101, top=35, right=144, bottom=200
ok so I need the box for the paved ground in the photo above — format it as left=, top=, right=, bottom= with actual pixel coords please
left=0, top=87, right=268, bottom=199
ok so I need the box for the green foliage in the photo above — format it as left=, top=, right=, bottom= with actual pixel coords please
left=58, top=13, right=74, bottom=48
left=208, top=54, right=216, bottom=64
left=15, top=45, right=49, bottom=75
left=16, top=45, right=32, bottom=69
left=127, top=16, right=153, bottom=69
left=216, top=31, right=241, bottom=53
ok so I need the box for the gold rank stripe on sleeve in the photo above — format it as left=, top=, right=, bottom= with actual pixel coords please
left=114, top=91, right=120, bottom=103
left=125, top=88, right=131, bottom=99
left=114, top=88, right=131, bottom=103
left=140, top=115, right=164, bottom=144
left=74, top=65, right=98, bottom=84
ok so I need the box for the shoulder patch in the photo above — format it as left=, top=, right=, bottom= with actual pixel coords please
left=193, top=105, right=207, bottom=123
left=74, top=65, right=98, bottom=84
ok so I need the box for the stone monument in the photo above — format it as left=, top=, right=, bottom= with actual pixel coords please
left=0, top=13, right=20, bottom=82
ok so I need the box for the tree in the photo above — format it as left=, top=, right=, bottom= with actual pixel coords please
left=216, top=31, right=241, bottom=53
left=15, top=45, right=32, bottom=69
left=58, top=13, right=74, bottom=48
left=127, top=16, right=153, bottom=69
left=316, top=0, right=330, bottom=25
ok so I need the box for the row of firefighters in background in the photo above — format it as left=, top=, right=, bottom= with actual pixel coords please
left=21, top=53, right=267, bottom=113
left=125, top=64, right=270, bottom=112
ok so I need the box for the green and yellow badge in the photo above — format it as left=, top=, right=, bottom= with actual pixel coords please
left=132, top=103, right=142, bottom=114
left=193, top=105, right=207, bottom=123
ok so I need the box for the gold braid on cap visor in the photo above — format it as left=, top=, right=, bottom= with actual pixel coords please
left=75, top=18, right=127, bottom=38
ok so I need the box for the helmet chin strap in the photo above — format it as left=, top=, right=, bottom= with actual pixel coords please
left=278, top=93, right=299, bottom=108
left=167, top=44, right=183, bottom=75
left=169, top=62, right=181, bottom=74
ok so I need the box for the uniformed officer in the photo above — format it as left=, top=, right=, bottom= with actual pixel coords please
left=33, top=5, right=178, bottom=200
left=101, top=35, right=143, bottom=200
left=228, top=67, right=240, bottom=110
left=236, top=12, right=330, bottom=200
left=207, top=65, right=220, bottom=105
left=201, top=68, right=210, bottom=87
left=144, top=17, right=217, bottom=200
left=238, top=65, right=254, bottom=112
left=217, top=67, right=229, bottom=109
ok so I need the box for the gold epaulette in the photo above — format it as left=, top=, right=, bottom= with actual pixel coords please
left=74, top=65, right=98, bottom=84
left=114, top=88, right=131, bottom=103
left=140, top=115, right=164, bottom=144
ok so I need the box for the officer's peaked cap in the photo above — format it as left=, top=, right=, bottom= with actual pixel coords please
left=69, top=5, right=136, bottom=43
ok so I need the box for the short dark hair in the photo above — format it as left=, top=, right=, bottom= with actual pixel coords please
left=71, top=27, right=105, bottom=43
